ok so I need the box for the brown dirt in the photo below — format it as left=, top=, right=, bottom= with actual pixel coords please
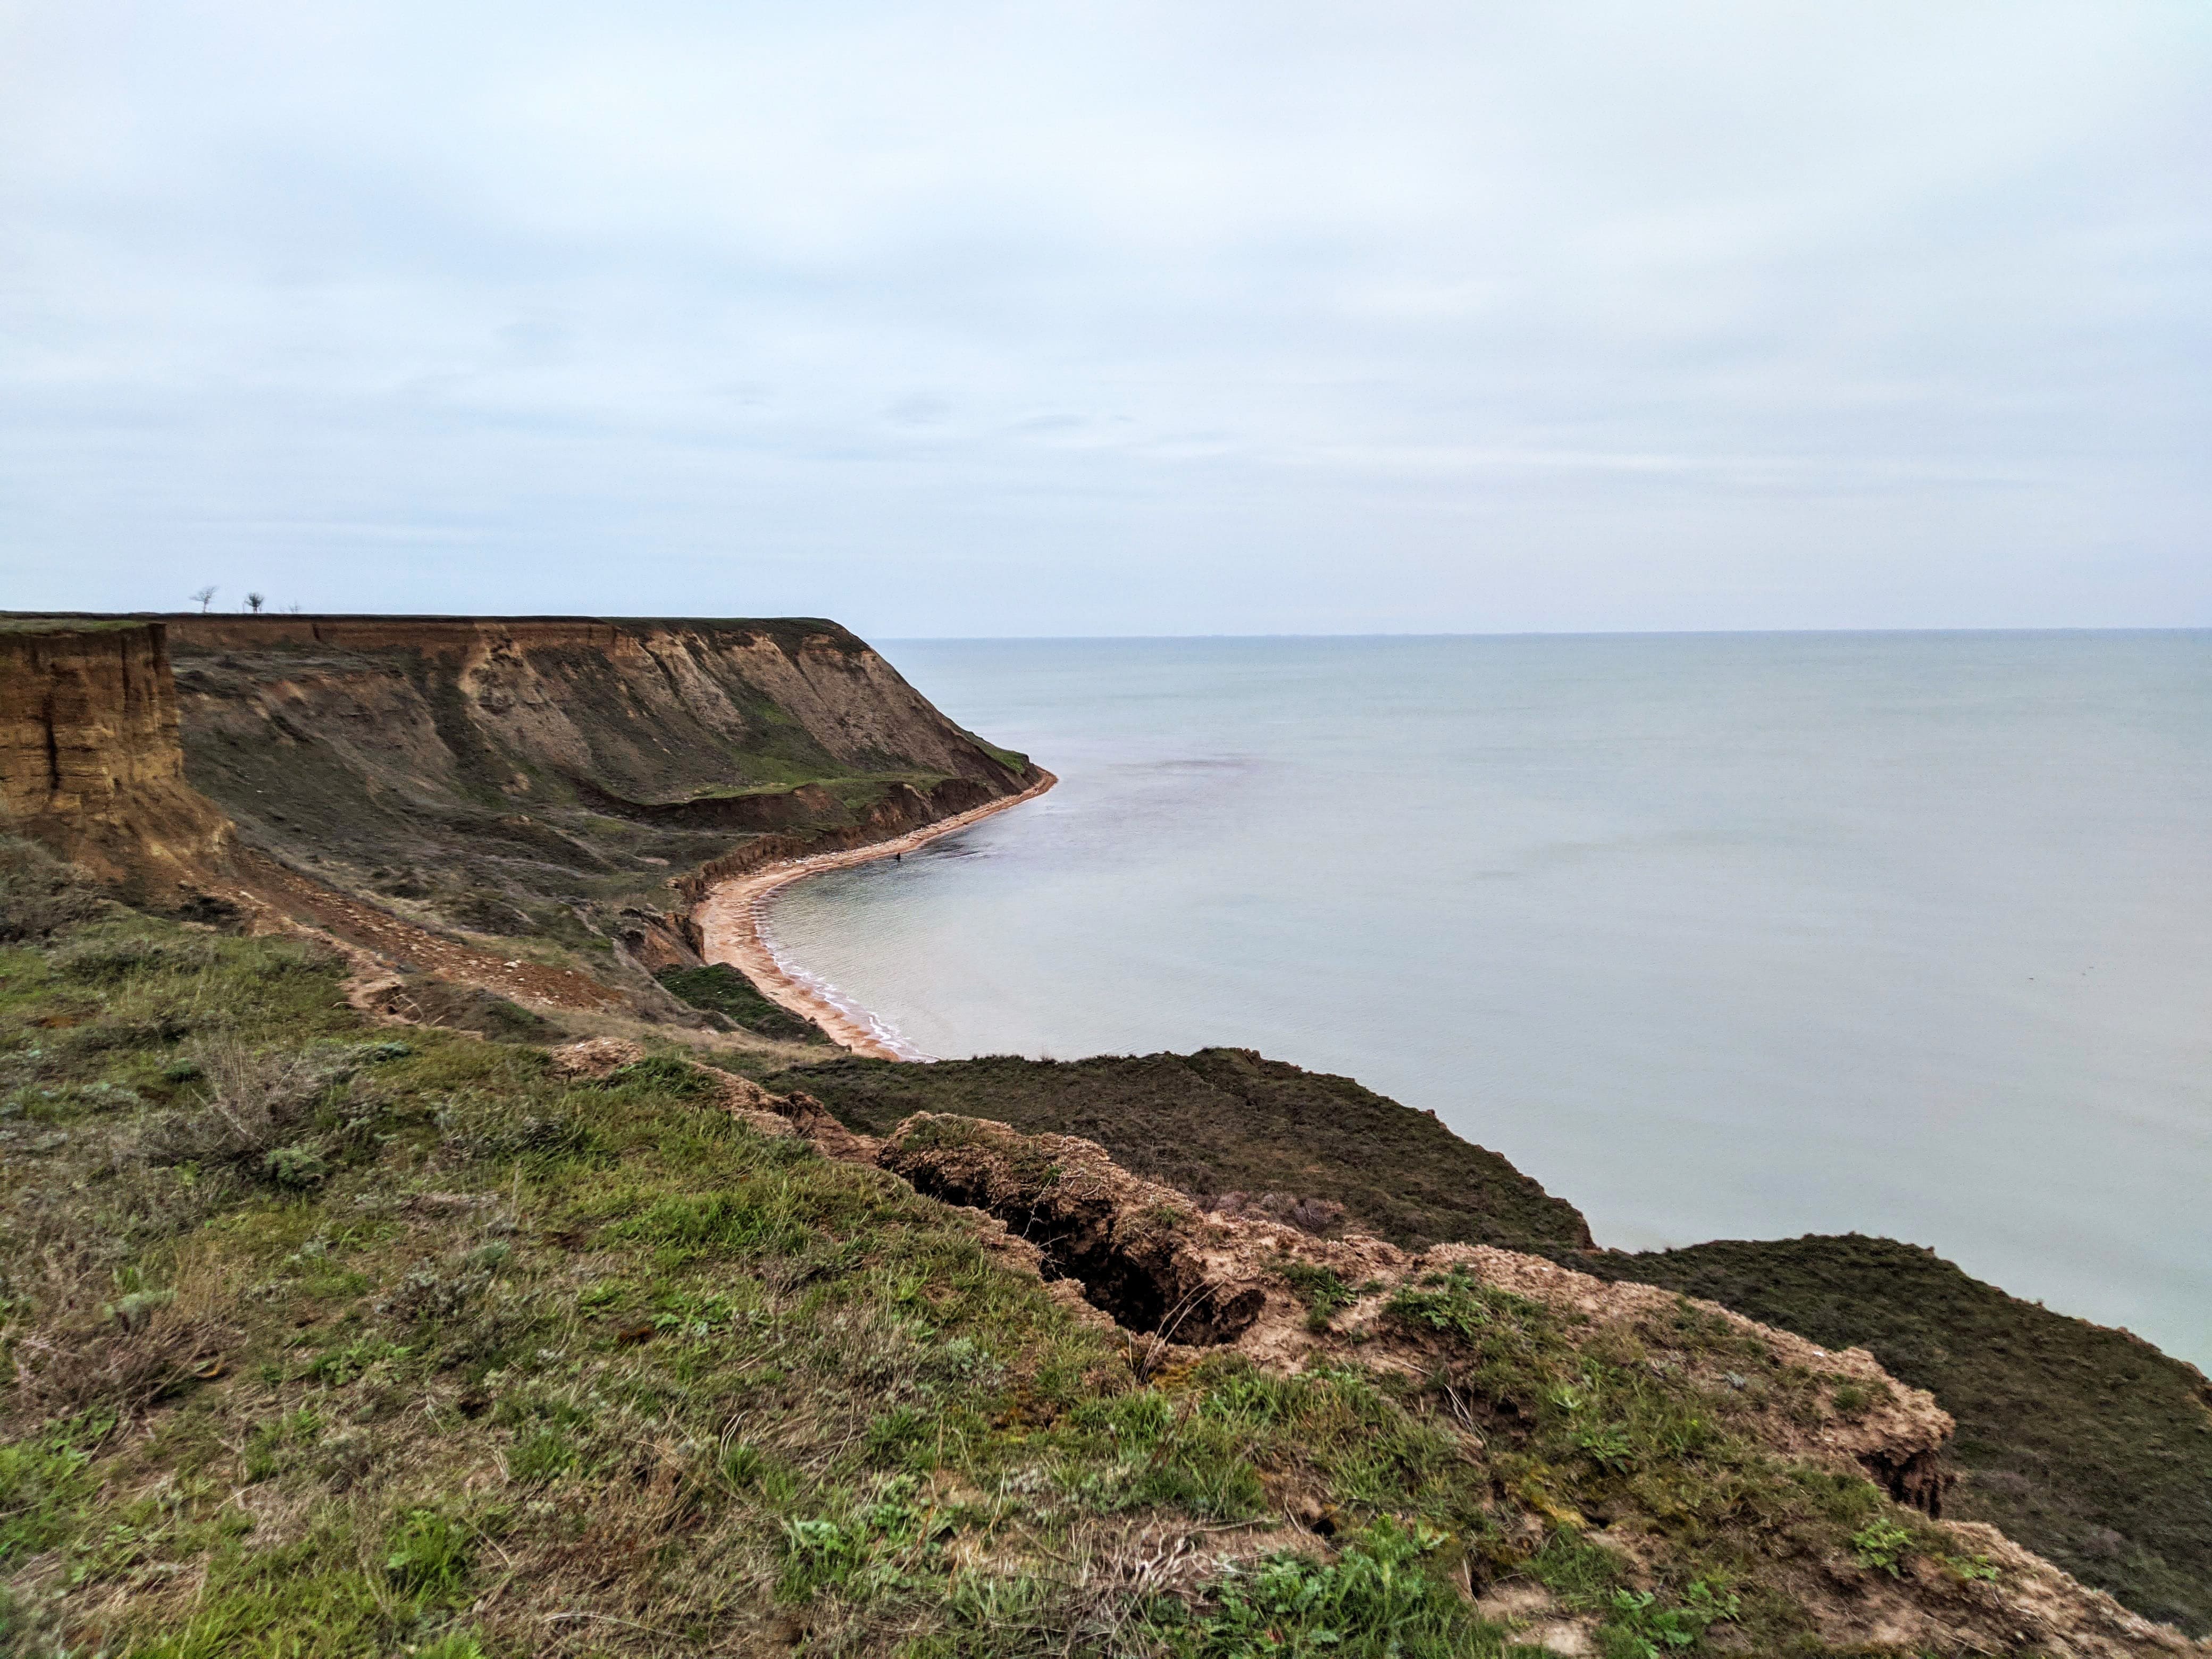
left=0, top=623, right=231, bottom=894
left=229, top=850, right=625, bottom=1011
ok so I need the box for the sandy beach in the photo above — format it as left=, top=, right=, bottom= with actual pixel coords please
left=690, top=770, right=1057, bottom=1058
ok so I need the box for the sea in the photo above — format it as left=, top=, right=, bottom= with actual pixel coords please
left=759, top=633, right=2212, bottom=1368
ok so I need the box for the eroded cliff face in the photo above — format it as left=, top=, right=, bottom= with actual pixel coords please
left=0, top=624, right=229, bottom=890
left=164, top=615, right=1022, bottom=806
left=2, top=613, right=1032, bottom=1002
left=3, top=612, right=1037, bottom=1020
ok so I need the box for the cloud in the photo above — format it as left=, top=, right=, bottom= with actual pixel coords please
left=1, top=0, right=2205, bottom=632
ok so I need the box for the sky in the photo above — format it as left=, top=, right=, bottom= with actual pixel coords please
left=2, top=1, right=2207, bottom=637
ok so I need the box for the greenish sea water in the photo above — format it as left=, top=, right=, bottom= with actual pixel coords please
left=764, top=633, right=2212, bottom=1367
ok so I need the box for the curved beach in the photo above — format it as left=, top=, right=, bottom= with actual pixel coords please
left=690, top=770, right=1057, bottom=1058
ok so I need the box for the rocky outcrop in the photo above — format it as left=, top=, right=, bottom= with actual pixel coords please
left=0, top=623, right=229, bottom=892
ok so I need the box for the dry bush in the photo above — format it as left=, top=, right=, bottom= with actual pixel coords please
left=0, top=835, right=107, bottom=942
left=137, top=1036, right=338, bottom=1171
left=10, top=1305, right=226, bottom=1426
left=1208, top=1191, right=1347, bottom=1235
left=52, top=933, right=220, bottom=983
left=3, top=1251, right=235, bottom=1430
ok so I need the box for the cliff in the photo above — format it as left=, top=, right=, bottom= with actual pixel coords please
left=0, top=621, right=229, bottom=894
left=1555, top=1234, right=2212, bottom=1635
left=776, top=1051, right=2212, bottom=1635
left=154, top=615, right=1034, bottom=959
left=163, top=614, right=1029, bottom=805
left=0, top=611, right=1041, bottom=1036
left=2, top=612, right=1036, bottom=1008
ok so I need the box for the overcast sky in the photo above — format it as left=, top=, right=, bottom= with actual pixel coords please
left=2, top=2, right=2206, bottom=635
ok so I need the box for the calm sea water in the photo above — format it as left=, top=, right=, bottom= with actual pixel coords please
left=763, top=634, right=2212, bottom=1367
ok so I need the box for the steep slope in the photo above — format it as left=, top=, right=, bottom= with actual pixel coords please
left=3, top=879, right=2200, bottom=1657
left=4, top=612, right=1041, bottom=1028
left=0, top=621, right=230, bottom=900
left=157, top=615, right=1037, bottom=959
left=1552, top=1236, right=2212, bottom=1636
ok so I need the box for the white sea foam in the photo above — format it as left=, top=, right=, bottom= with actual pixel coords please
left=751, top=892, right=933, bottom=1060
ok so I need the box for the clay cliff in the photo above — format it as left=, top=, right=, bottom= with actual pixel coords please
left=2, top=612, right=1040, bottom=1028
left=0, top=622, right=229, bottom=895
left=156, top=615, right=1034, bottom=954
left=164, top=614, right=1027, bottom=806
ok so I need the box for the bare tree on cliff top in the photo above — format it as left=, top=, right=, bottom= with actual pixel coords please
left=245, top=592, right=265, bottom=613
left=191, top=585, right=216, bottom=613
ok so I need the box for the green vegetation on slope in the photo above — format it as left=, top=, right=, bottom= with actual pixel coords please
left=0, top=843, right=2005, bottom=1657
left=657, top=962, right=833, bottom=1046
left=773, top=1053, right=2212, bottom=1633
left=1555, top=1236, right=2212, bottom=1637
left=769, top=1050, right=1593, bottom=1254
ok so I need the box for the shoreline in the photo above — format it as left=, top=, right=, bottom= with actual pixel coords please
left=690, top=769, right=1058, bottom=1058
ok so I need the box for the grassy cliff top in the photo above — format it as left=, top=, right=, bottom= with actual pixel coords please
left=1553, top=1235, right=2212, bottom=1636
left=0, top=617, right=156, bottom=636
left=0, top=840, right=2083, bottom=1658
left=769, top=1053, right=2212, bottom=1635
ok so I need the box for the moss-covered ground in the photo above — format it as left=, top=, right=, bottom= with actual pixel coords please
left=0, top=845, right=2016, bottom=1657
left=765, top=1053, right=1592, bottom=1254
left=1556, top=1236, right=2212, bottom=1637
left=658, top=965, right=834, bottom=1046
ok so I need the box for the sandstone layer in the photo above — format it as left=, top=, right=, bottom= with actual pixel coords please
left=0, top=622, right=230, bottom=893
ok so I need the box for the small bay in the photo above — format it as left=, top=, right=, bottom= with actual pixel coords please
left=763, top=632, right=2212, bottom=1366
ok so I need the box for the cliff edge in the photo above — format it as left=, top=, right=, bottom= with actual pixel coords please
left=0, top=621, right=230, bottom=897
left=3, top=612, right=1041, bottom=1028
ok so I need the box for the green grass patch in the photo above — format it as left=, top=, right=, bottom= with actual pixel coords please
left=658, top=963, right=831, bottom=1044
left=0, top=886, right=2080, bottom=1655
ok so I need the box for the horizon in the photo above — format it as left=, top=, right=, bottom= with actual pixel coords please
left=15, top=607, right=2210, bottom=644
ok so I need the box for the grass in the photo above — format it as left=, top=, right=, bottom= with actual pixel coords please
left=656, top=963, right=832, bottom=1045
left=0, top=616, right=156, bottom=636
left=782, top=1043, right=2212, bottom=1635
left=1555, top=1235, right=2212, bottom=1635
left=765, top=1050, right=1594, bottom=1252
left=0, top=842, right=2004, bottom=1656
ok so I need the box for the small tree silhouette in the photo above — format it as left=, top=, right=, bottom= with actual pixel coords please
left=190, top=585, right=217, bottom=613
left=246, top=592, right=265, bottom=613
